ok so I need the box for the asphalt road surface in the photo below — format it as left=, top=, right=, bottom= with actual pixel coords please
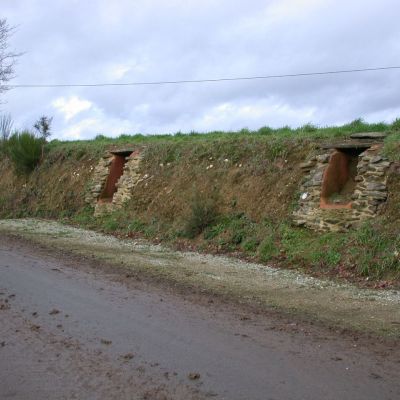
left=1, top=236, right=399, bottom=400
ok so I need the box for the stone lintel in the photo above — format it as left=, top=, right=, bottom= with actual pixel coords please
left=320, top=141, right=377, bottom=150
left=349, top=132, right=387, bottom=140
left=110, top=148, right=136, bottom=156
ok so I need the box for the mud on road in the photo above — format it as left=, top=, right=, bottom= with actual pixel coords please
left=0, top=219, right=400, bottom=399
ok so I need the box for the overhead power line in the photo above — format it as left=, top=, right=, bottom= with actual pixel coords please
left=7, top=65, right=400, bottom=89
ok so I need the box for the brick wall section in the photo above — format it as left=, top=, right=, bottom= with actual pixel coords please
left=293, top=144, right=391, bottom=232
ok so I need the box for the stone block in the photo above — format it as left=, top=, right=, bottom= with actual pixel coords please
left=365, top=182, right=386, bottom=191
left=300, top=161, right=316, bottom=170
left=369, top=156, right=383, bottom=163
left=316, top=154, right=331, bottom=163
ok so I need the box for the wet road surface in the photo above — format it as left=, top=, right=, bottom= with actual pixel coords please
left=0, top=237, right=399, bottom=399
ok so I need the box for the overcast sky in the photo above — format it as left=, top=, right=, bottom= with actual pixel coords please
left=2, top=0, right=400, bottom=140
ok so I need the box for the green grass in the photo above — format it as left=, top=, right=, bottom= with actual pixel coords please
left=383, top=131, right=400, bottom=160
left=258, top=234, right=279, bottom=262
left=66, top=201, right=400, bottom=281
left=45, top=118, right=396, bottom=156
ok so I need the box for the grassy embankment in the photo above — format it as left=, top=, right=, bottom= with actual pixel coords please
left=1, top=119, right=400, bottom=285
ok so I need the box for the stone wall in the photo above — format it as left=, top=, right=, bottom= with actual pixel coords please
left=85, top=150, right=143, bottom=215
left=293, top=144, right=391, bottom=232
left=85, top=153, right=114, bottom=205
left=111, top=151, right=142, bottom=208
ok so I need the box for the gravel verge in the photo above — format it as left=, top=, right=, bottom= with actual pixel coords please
left=0, top=218, right=399, bottom=337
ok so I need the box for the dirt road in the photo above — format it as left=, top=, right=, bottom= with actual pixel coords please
left=1, top=235, right=399, bottom=399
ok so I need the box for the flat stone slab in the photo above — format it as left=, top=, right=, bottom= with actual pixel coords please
left=320, top=141, right=374, bottom=149
left=110, top=148, right=136, bottom=156
left=350, top=132, right=387, bottom=140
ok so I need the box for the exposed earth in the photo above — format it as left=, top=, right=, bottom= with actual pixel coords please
left=0, top=219, right=400, bottom=399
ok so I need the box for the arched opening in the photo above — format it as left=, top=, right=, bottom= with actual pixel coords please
left=320, top=147, right=367, bottom=209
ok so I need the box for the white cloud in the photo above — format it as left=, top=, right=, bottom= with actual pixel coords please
left=57, top=106, right=138, bottom=139
left=134, top=103, right=150, bottom=113
left=198, top=100, right=316, bottom=131
left=266, top=0, right=326, bottom=20
left=52, top=96, right=93, bottom=121
left=106, top=64, right=131, bottom=80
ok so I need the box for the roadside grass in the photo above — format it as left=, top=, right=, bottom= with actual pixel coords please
left=67, top=203, right=400, bottom=283
left=202, top=216, right=400, bottom=281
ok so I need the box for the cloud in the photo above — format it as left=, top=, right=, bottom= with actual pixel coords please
left=52, top=96, right=92, bottom=121
left=56, top=104, right=138, bottom=140
left=105, top=64, right=131, bottom=80
left=198, top=100, right=316, bottom=131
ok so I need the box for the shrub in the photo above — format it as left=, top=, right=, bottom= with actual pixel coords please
left=301, top=123, right=318, bottom=132
left=183, top=191, right=219, bottom=238
left=391, top=118, right=400, bottom=131
left=257, top=126, right=274, bottom=135
left=203, top=223, right=225, bottom=240
left=6, top=130, right=44, bottom=175
left=242, top=237, right=260, bottom=252
left=258, top=234, right=278, bottom=262
left=94, top=134, right=108, bottom=141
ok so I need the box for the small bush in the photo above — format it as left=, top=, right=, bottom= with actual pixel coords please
left=204, top=223, right=225, bottom=240
left=183, top=192, right=219, bottom=238
left=102, top=218, right=120, bottom=232
left=258, top=234, right=278, bottom=262
left=301, top=123, right=318, bottom=132
left=347, top=118, right=366, bottom=130
left=257, top=126, right=273, bottom=135
left=6, top=130, right=44, bottom=175
left=242, top=237, right=259, bottom=252
left=391, top=118, right=400, bottom=131
left=94, top=134, right=108, bottom=141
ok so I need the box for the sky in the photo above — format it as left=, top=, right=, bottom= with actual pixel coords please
left=1, top=0, right=400, bottom=140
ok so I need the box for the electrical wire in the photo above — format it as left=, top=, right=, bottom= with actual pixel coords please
left=6, top=65, right=400, bottom=89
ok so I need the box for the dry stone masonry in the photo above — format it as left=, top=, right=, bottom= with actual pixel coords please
left=111, top=151, right=142, bottom=208
left=85, top=154, right=114, bottom=205
left=293, top=133, right=391, bottom=232
left=85, top=149, right=143, bottom=215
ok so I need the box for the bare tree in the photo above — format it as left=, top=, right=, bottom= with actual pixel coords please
left=0, top=19, right=18, bottom=96
left=0, top=113, right=13, bottom=141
